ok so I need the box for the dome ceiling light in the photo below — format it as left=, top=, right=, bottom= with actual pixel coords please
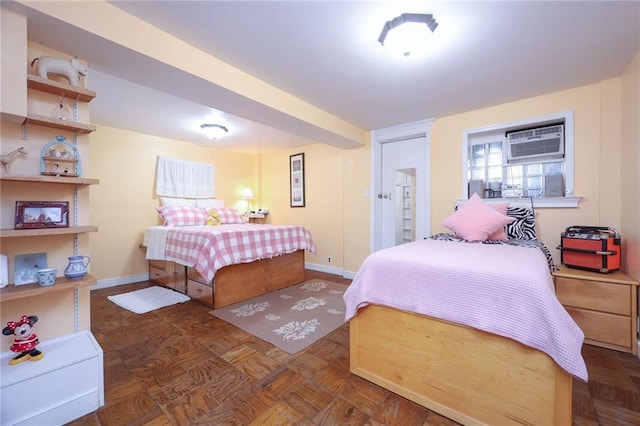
left=378, top=13, right=438, bottom=57
left=200, top=123, right=229, bottom=139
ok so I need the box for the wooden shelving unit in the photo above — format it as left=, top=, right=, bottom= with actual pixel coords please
left=0, top=174, right=99, bottom=185
left=0, top=226, right=98, bottom=238
left=23, top=112, right=96, bottom=134
left=0, top=273, right=96, bottom=302
left=27, top=75, right=96, bottom=102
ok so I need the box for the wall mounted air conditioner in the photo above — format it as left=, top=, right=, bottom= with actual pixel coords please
left=506, top=124, right=564, bottom=162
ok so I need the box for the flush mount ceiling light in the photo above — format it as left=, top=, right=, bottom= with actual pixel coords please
left=200, top=123, right=228, bottom=139
left=378, top=13, right=438, bottom=57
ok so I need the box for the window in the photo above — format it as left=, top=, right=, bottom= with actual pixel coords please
left=462, top=111, right=578, bottom=208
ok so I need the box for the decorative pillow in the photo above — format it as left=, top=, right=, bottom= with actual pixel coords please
left=214, top=207, right=246, bottom=224
left=487, top=202, right=510, bottom=241
left=442, top=194, right=514, bottom=241
left=156, top=206, right=207, bottom=227
left=206, top=209, right=221, bottom=226
left=506, top=206, right=537, bottom=240
left=159, top=197, right=197, bottom=207
left=196, top=198, right=224, bottom=209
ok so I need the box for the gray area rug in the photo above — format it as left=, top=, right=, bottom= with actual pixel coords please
left=210, top=279, right=348, bottom=354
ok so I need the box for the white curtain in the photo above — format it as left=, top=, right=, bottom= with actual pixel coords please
left=155, top=156, right=215, bottom=198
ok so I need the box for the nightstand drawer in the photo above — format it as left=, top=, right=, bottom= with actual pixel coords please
left=555, top=277, right=630, bottom=315
left=187, top=279, right=213, bottom=306
left=564, top=307, right=631, bottom=348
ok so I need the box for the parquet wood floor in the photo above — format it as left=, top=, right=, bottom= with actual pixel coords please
left=67, top=270, right=640, bottom=425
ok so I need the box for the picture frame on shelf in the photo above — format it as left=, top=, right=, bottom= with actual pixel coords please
left=14, top=252, right=47, bottom=285
left=289, top=153, right=305, bottom=208
left=15, top=201, right=69, bottom=229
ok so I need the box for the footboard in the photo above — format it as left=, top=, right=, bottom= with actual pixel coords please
left=349, top=305, right=572, bottom=425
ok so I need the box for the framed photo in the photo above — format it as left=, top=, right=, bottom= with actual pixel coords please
left=14, top=252, right=47, bottom=285
left=15, top=201, right=69, bottom=229
left=290, top=153, right=305, bottom=207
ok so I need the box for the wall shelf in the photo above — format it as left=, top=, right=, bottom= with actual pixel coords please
left=0, top=174, right=99, bottom=186
left=23, top=113, right=96, bottom=134
left=27, top=75, right=96, bottom=102
left=0, top=274, right=96, bottom=302
left=0, top=226, right=98, bottom=238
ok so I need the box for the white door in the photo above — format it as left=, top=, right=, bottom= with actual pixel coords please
left=380, top=137, right=427, bottom=249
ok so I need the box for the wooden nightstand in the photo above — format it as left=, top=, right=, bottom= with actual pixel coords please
left=553, top=266, right=638, bottom=355
left=245, top=213, right=266, bottom=224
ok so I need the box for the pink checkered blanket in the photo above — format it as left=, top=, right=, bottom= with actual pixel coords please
left=343, top=238, right=588, bottom=381
left=163, top=224, right=317, bottom=282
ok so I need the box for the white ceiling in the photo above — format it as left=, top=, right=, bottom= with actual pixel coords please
left=5, top=1, right=640, bottom=154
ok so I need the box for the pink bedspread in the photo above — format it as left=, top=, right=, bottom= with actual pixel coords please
left=344, top=239, right=588, bottom=381
left=164, top=224, right=316, bottom=282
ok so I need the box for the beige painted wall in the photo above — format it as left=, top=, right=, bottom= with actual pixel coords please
left=257, top=140, right=371, bottom=275
left=88, top=126, right=258, bottom=282
left=260, top=144, right=346, bottom=269
left=430, top=80, right=627, bottom=266
left=620, top=50, right=640, bottom=281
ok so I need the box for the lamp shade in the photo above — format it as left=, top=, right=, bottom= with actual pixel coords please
left=200, top=123, right=228, bottom=139
left=241, top=188, right=256, bottom=199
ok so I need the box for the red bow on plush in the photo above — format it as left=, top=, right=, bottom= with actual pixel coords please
left=6, top=315, right=30, bottom=332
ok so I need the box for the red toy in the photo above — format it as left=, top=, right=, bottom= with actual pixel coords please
left=2, top=315, right=44, bottom=365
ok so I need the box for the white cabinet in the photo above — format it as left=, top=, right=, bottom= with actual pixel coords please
left=0, top=330, right=104, bottom=425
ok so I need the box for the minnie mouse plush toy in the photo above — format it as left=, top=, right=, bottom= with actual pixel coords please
left=2, top=315, right=44, bottom=365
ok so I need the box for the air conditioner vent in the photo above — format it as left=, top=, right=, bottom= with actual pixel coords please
left=507, top=124, right=564, bottom=162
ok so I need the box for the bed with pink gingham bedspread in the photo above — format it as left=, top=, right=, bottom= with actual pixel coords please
left=343, top=238, right=588, bottom=381
left=163, top=224, right=316, bottom=282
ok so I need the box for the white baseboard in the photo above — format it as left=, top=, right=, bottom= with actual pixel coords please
left=305, top=262, right=357, bottom=279
left=92, top=264, right=356, bottom=292
left=92, top=273, right=148, bottom=290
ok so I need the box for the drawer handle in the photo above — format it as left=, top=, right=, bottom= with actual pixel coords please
left=556, top=245, right=618, bottom=255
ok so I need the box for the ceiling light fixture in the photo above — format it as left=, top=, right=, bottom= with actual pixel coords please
left=200, top=123, right=228, bottom=139
left=378, top=13, right=438, bottom=57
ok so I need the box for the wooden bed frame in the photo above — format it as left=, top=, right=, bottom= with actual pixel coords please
left=188, top=249, right=305, bottom=308
left=349, top=304, right=573, bottom=425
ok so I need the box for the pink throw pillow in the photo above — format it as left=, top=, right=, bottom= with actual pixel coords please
left=156, top=206, right=208, bottom=227
left=442, top=194, right=514, bottom=242
left=215, top=208, right=246, bottom=224
left=487, top=202, right=510, bottom=240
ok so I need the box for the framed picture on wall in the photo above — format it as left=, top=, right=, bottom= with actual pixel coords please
left=290, top=153, right=305, bottom=207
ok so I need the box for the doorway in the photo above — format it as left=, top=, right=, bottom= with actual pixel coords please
left=371, top=119, right=434, bottom=252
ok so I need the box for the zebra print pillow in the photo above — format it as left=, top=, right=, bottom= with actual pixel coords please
left=505, top=207, right=537, bottom=240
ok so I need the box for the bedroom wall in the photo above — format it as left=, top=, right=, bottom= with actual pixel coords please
left=88, top=125, right=258, bottom=284
left=430, top=80, right=625, bottom=266
left=258, top=141, right=371, bottom=277
left=620, top=50, right=640, bottom=281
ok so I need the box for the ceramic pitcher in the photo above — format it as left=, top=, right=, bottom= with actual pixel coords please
left=64, top=255, right=90, bottom=279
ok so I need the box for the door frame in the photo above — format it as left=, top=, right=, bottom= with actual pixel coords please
left=370, top=118, right=435, bottom=252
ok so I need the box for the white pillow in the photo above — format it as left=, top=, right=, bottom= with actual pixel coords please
left=159, top=197, right=196, bottom=207
left=195, top=198, right=224, bottom=209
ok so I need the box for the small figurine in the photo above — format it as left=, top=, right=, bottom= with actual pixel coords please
left=2, top=315, right=44, bottom=365
left=0, top=146, right=27, bottom=172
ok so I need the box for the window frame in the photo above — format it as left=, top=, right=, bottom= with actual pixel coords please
left=461, top=110, right=580, bottom=208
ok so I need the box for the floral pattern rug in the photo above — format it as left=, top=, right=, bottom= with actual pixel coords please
left=209, top=279, right=348, bottom=354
